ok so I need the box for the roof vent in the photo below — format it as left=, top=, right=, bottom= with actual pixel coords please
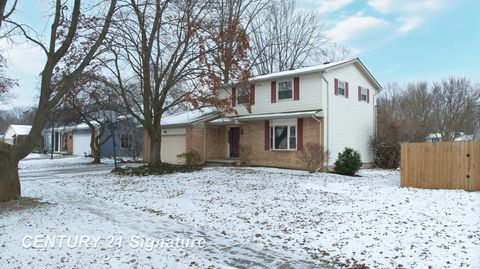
left=323, top=61, right=331, bottom=65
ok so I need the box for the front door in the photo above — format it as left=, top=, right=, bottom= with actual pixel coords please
left=229, top=127, right=240, bottom=158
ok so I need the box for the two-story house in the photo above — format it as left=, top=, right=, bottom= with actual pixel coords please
left=143, top=58, right=382, bottom=170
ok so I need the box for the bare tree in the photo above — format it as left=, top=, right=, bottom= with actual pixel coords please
left=250, top=0, right=327, bottom=74
left=321, top=44, right=351, bottom=63
left=399, top=82, right=434, bottom=140
left=105, top=0, right=251, bottom=165
left=0, top=0, right=117, bottom=202
left=372, top=83, right=405, bottom=168
left=208, top=0, right=268, bottom=84
left=0, top=0, right=17, bottom=29
left=373, top=77, right=480, bottom=168
left=0, top=54, right=17, bottom=103
left=56, top=75, right=120, bottom=163
left=431, top=77, right=480, bottom=141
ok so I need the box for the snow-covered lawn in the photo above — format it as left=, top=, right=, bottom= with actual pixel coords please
left=3, top=157, right=480, bottom=268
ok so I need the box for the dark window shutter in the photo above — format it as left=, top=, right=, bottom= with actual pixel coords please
left=250, top=83, right=255, bottom=105
left=367, top=89, right=370, bottom=103
left=297, top=118, right=303, bottom=151
left=293, top=77, right=300, bottom=100
left=232, top=87, right=236, bottom=107
left=345, top=82, right=349, bottom=98
left=271, top=81, right=276, bottom=103
left=264, top=120, right=270, bottom=150
left=358, top=86, right=361, bottom=101
left=334, top=78, right=338, bottom=96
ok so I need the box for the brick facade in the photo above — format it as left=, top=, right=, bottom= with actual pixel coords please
left=205, top=127, right=227, bottom=160
left=239, top=118, right=322, bottom=170
left=143, top=118, right=325, bottom=170
left=186, top=127, right=205, bottom=161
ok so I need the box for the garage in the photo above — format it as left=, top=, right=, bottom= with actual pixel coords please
left=73, top=132, right=91, bottom=156
left=161, top=135, right=186, bottom=164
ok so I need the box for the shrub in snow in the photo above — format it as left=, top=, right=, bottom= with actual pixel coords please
left=112, top=163, right=200, bottom=176
left=297, top=143, right=329, bottom=172
left=176, top=148, right=202, bottom=166
left=334, top=147, right=362, bottom=176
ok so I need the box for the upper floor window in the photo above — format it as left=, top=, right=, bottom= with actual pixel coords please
left=278, top=80, right=293, bottom=100
left=360, top=87, right=368, bottom=101
left=237, top=88, right=249, bottom=104
left=338, top=80, right=346, bottom=96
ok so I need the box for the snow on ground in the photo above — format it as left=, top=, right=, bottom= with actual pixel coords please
left=3, top=157, right=480, bottom=268
left=19, top=155, right=114, bottom=170
left=0, top=198, right=212, bottom=268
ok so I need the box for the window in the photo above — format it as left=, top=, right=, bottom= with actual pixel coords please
left=270, top=123, right=296, bottom=150
left=237, top=88, right=249, bottom=104
left=120, top=134, right=132, bottom=149
left=278, top=80, right=293, bottom=100
left=338, top=80, right=346, bottom=96
left=360, top=87, right=368, bottom=101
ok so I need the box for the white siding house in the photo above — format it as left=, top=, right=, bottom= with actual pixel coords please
left=145, top=58, right=382, bottom=169
left=3, top=125, right=32, bottom=145
left=218, top=58, right=381, bottom=166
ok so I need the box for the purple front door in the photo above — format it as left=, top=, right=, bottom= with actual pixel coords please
left=229, top=127, right=240, bottom=158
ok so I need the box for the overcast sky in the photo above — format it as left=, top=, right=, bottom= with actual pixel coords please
left=1, top=0, right=479, bottom=109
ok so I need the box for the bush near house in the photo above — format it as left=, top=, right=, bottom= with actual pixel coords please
left=297, top=143, right=329, bottom=172
left=112, top=163, right=201, bottom=176
left=334, top=148, right=362, bottom=176
left=176, top=148, right=202, bottom=166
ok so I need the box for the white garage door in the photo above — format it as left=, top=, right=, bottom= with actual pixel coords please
left=73, top=133, right=91, bottom=156
left=161, top=135, right=186, bottom=164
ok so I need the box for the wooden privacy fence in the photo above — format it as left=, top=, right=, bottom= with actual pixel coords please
left=401, top=141, right=480, bottom=191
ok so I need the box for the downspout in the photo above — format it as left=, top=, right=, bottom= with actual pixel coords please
left=372, top=89, right=380, bottom=165
left=310, top=114, right=322, bottom=172
left=203, top=123, right=207, bottom=163
left=321, top=73, right=330, bottom=171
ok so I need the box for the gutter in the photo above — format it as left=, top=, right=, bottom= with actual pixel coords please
left=235, top=110, right=323, bottom=121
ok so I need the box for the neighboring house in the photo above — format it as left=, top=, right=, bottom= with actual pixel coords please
left=3, top=125, right=32, bottom=145
left=43, top=117, right=143, bottom=158
left=425, top=133, right=442, bottom=142
left=144, top=58, right=382, bottom=170
left=43, top=123, right=91, bottom=155
left=425, top=132, right=475, bottom=142
left=99, top=116, right=144, bottom=159
left=455, top=134, right=474, bottom=141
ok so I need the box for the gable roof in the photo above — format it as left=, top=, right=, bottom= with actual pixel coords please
left=248, top=58, right=382, bottom=91
left=9, top=125, right=32, bottom=135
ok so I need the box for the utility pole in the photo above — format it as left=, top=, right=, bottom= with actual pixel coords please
left=50, top=119, right=54, bottom=160
left=111, top=124, right=117, bottom=168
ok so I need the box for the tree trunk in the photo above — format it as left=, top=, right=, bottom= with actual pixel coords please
left=148, top=135, right=162, bottom=166
left=0, top=157, right=20, bottom=202
left=92, top=142, right=101, bottom=164
left=89, top=127, right=102, bottom=164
